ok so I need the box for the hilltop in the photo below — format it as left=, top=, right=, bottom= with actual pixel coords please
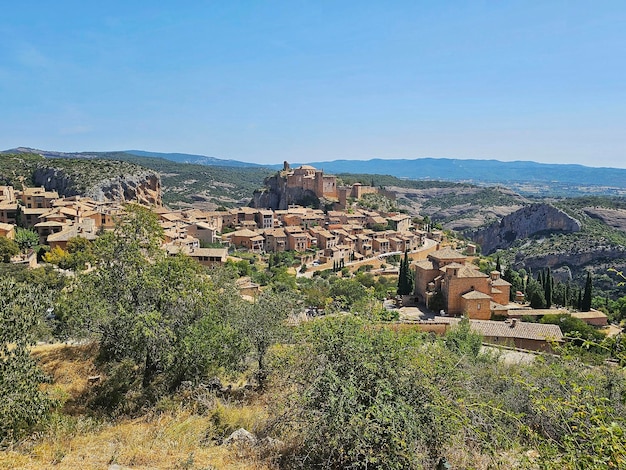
left=0, top=152, right=161, bottom=205
left=2, top=148, right=274, bottom=209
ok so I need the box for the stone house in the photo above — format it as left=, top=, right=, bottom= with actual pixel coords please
left=387, top=214, right=411, bottom=232
left=225, top=229, right=265, bottom=252
left=186, top=222, right=219, bottom=245
left=285, top=226, right=309, bottom=252
left=46, top=220, right=99, bottom=251
left=18, top=187, right=59, bottom=209
left=0, top=222, right=15, bottom=239
left=263, top=228, right=288, bottom=253
left=255, top=209, right=275, bottom=229
left=0, top=186, right=16, bottom=203
left=414, top=247, right=511, bottom=319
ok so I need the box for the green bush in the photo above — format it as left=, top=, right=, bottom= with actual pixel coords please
left=0, top=279, right=56, bottom=443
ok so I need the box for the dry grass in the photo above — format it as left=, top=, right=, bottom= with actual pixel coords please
left=0, top=411, right=274, bottom=470
left=32, top=342, right=100, bottom=413
left=1, top=343, right=274, bottom=470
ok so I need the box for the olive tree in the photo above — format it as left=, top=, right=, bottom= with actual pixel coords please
left=56, top=205, right=248, bottom=409
left=0, top=279, right=55, bottom=443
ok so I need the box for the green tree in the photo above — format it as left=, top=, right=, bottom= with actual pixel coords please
left=396, top=250, right=414, bottom=296
left=544, top=267, right=553, bottom=309
left=14, top=227, right=39, bottom=252
left=503, top=266, right=524, bottom=301
left=0, top=278, right=56, bottom=443
left=526, top=278, right=546, bottom=309
left=0, top=236, right=19, bottom=262
left=57, top=205, right=247, bottom=408
left=242, top=290, right=295, bottom=387
left=582, top=271, right=593, bottom=312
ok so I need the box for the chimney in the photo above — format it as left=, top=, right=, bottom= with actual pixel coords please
left=510, top=318, right=517, bottom=328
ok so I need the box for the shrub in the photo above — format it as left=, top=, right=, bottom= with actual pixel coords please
left=0, top=279, right=56, bottom=443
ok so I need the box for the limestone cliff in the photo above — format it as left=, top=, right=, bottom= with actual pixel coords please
left=32, top=166, right=162, bottom=206
left=468, top=203, right=582, bottom=254
left=251, top=173, right=319, bottom=210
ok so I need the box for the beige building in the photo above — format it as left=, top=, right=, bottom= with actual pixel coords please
left=18, top=187, right=59, bottom=209
left=414, top=247, right=511, bottom=319
left=0, top=222, right=15, bottom=239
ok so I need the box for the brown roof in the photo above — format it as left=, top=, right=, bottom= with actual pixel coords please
left=415, top=260, right=434, bottom=270
left=429, top=247, right=466, bottom=261
left=456, top=266, right=488, bottom=278
left=228, top=228, right=261, bottom=238
left=436, top=317, right=564, bottom=342
left=462, top=290, right=492, bottom=300
left=571, top=310, right=608, bottom=320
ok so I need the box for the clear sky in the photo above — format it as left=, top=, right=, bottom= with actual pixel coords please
left=1, top=1, right=625, bottom=168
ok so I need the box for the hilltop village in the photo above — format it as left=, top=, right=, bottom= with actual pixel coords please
left=2, top=162, right=625, bottom=469
left=2, top=163, right=615, bottom=353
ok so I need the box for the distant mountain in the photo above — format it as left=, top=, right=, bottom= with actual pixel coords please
left=125, top=150, right=264, bottom=168
left=5, top=147, right=625, bottom=197
left=2, top=147, right=264, bottom=169
left=293, top=158, right=626, bottom=197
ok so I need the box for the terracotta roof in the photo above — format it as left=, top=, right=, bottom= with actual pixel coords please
left=571, top=310, right=608, bottom=320
left=415, top=260, right=434, bottom=270
left=436, top=317, right=564, bottom=342
left=456, top=266, right=488, bottom=278
left=34, top=220, right=66, bottom=227
left=264, top=228, right=286, bottom=237
left=429, top=247, right=466, bottom=261
left=228, top=228, right=261, bottom=238
left=194, top=222, right=217, bottom=230
left=462, top=290, right=492, bottom=300
left=442, top=262, right=465, bottom=269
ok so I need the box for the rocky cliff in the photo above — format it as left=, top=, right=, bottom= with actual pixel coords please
left=251, top=173, right=320, bottom=210
left=32, top=166, right=162, bottom=206
left=468, top=203, right=582, bottom=254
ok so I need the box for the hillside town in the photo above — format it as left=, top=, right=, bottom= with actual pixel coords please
left=1, top=163, right=615, bottom=355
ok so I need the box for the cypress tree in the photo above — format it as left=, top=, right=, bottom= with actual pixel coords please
left=397, top=250, right=413, bottom=296
left=397, top=256, right=405, bottom=295
left=495, top=256, right=501, bottom=273
left=582, top=272, right=593, bottom=312
left=545, top=267, right=552, bottom=309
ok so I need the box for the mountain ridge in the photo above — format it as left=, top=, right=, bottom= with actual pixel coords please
left=3, top=147, right=625, bottom=197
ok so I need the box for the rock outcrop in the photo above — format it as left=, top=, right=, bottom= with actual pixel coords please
left=468, top=203, right=582, bottom=254
left=32, top=167, right=162, bottom=206
left=514, top=245, right=626, bottom=272
left=251, top=173, right=320, bottom=210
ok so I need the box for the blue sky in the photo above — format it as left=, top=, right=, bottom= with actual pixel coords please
left=1, top=1, right=625, bottom=168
